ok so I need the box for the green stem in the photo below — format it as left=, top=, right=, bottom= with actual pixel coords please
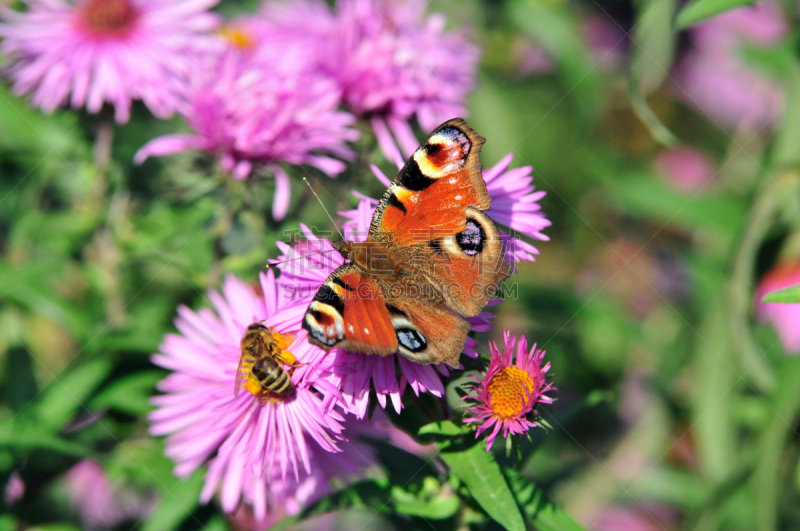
left=756, top=355, right=800, bottom=531
left=727, top=171, right=800, bottom=392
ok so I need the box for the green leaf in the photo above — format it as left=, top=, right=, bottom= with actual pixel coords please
left=767, top=63, right=800, bottom=167
left=0, top=419, right=92, bottom=457
left=632, top=0, right=678, bottom=95
left=140, top=471, right=204, bottom=531
left=90, top=371, right=162, bottom=415
left=34, top=359, right=111, bottom=431
left=607, top=174, right=746, bottom=237
left=391, top=478, right=460, bottom=520
left=419, top=420, right=469, bottom=438
left=761, top=284, right=800, bottom=303
left=505, top=469, right=585, bottom=531
left=441, top=444, right=525, bottom=531
left=676, top=0, right=757, bottom=28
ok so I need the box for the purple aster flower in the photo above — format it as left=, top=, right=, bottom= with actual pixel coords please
left=756, top=259, right=800, bottom=354
left=318, top=0, right=479, bottom=166
left=149, top=271, right=350, bottom=512
left=462, top=331, right=554, bottom=451
left=64, top=460, right=156, bottom=530
left=358, top=158, right=550, bottom=264
left=0, top=0, right=221, bottom=123
left=672, top=1, right=787, bottom=130
left=135, top=25, right=359, bottom=220
left=205, top=409, right=403, bottom=522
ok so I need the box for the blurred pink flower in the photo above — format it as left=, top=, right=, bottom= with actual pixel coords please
left=582, top=14, right=629, bottom=71
left=358, top=157, right=550, bottom=264
left=654, top=146, right=716, bottom=192
left=591, top=507, right=666, bottom=531
left=321, top=0, right=479, bottom=166
left=65, top=460, right=155, bottom=530
left=135, top=27, right=359, bottom=220
left=463, top=331, right=554, bottom=451
left=511, top=36, right=553, bottom=77
left=149, top=272, right=350, bottom=513
left=673, top=1, right=787, bottom=130
left=3, top=471, right=24, bottom=505
left=0, top=0, right=221, bottom=123
left=273, top=223, right=494, bottom=418
left=756, top=259, right=800, bottom=353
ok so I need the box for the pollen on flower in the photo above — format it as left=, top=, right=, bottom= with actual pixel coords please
left=487, top=366, right=535, bottom=419
left=219, top=26, right=254, bottom=49
left=80, top=0, right=139, bottom=36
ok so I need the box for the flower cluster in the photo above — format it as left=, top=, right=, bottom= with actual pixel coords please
left=0, top=0, right=554, bottom=524
left=0, top=0, right=222, bottom=123
left=150, top=162, right=552, bottom=519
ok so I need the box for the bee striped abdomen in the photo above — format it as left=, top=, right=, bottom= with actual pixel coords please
left=252, top=357, right=292, bottom=395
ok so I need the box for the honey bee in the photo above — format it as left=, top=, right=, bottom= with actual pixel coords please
left=234, top=323, right=298, bottom=398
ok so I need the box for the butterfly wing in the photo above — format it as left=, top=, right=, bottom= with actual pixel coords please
left=369, top=118, right=491, bottom=246
left=381, top=292, right=472, bottom=368
left=303, top=264, right=399, bottom=356
left=400, top=207, right=513, bottom=317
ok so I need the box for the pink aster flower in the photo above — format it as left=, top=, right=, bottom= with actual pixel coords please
left=357, top=158, right=550, bottom=264
left=135, top=29, right=359, bottom=220
left=462, top=331, right=554, bottom=451
left=64, top=460, right=156, bottom=530
left=654, top=146, right=717, bottom=193
left=673, top=1, right=787, bottom=130
left=203, top=422, right=376, bottom=521
left=149, top=271, right=350, bottom=513
left=206, top=409, right=401, bottom=523
left=273, top=223, right=495, bottom=418
left=327, top=0, right=479, bottom=166
left=0, top=0, right=221, bottom=123
left=755, top=259, right=800, bottom=354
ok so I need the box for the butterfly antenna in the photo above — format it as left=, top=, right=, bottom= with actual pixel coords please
left=266, top=249, right=336, bottom=269
left=303, top=177, right=345, bottom=240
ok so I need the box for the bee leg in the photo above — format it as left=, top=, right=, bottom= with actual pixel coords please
left=275, top=350, right=298, bottom=366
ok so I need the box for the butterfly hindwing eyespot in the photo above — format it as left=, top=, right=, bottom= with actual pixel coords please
left=456, top=218, right=485, bottom=256
left=397, top=328, right=427, bottom=352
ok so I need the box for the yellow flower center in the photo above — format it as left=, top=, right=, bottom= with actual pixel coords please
left=82, top=0, right=138, bottom=35
left=220, top=27, right=254, bottom=50
left=487, top=367, right=536, bottom=419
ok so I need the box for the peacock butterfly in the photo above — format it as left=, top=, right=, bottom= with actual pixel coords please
left=302, top=118, right=513, bottom=368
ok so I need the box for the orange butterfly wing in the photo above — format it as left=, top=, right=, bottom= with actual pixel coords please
left=302, top=265, right=471, bottom=368
left=302, top=264, right=398, bottom=356
left=369, top=118, right=491, bottom=246
left=402, top=207, right=513, bottom=317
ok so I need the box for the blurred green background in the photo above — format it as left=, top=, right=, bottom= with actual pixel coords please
left=3, top=0, right=800, bottom=529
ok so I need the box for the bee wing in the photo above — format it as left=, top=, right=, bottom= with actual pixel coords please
left=234, top=354, right=248, bottom=399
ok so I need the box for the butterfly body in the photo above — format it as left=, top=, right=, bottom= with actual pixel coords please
left=303, top=119, right=513, bottom=368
